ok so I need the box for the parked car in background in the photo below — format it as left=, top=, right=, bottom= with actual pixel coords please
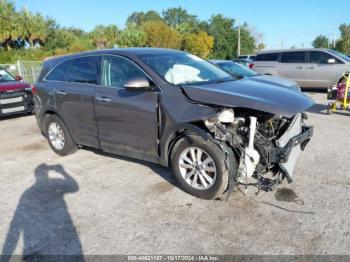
left=238, top=55, right=256, bottom=61
left=0, top=68, right=34, bottom=118
left=252, top=48, right=350, bottom=88
left=35, top=48, right=313, bottom=200
left=211, top=60, right=257, bottom=78
left=211, top=60, right=301, bottom=91
left=232, top=58, right=251, bottom=67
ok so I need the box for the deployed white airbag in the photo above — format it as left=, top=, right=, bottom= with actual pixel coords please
left=165, top=64, right=205, bottom=85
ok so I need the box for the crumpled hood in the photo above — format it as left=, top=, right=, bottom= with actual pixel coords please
left=182, top=78, right=314, bottom=118
left=0, top=81, right=31, bottom=92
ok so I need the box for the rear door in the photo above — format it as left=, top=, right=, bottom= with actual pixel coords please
left=45, top=56, right=99, bottom=148
left=304, top=51, right=343, bottom=88
left=94, top=55, right=159, bottom=161
left=277, top=51, right=308, bottom=86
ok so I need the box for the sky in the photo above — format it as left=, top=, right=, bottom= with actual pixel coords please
left=15, top=0, right=350, bottom=50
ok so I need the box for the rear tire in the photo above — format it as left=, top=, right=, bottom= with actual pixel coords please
left=170, top=135, right=229, bottom=200
left=45, top=114, right=77, bottom=156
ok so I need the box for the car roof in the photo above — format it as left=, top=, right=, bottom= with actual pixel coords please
left=257, top=48, right=330, bottom=54
left=45, top=48, right=185, bottom=63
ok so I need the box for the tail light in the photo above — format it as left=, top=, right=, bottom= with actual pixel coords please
left=31, top=85, right=37, bottom=94
left=249, top=63, right=254, bottom=69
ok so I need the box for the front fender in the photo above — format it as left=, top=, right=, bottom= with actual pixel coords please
left=159, top=123, right=212, bottom=167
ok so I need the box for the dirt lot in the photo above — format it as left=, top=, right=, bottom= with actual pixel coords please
left=0, top=92, right=350, bottom=256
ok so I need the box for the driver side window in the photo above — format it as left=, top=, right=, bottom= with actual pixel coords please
left=102, top=56, right=148, bottom=88
left=309, top=51, right=341, bottom=64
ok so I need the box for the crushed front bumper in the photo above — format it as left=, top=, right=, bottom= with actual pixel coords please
left=276, top=113, right=313, bottom=182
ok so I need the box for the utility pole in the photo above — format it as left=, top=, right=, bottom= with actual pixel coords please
left=237, top=18, right=240, bottom=58
left=281, top=40, right=284, bottom=48
left=333, top=32, right=336, bottom=48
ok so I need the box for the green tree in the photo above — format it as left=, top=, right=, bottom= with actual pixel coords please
left=207, top=14, right=237, bottom=59
left=162, top=7, right=199, bottom=33
left=312, top=35, right=330, bottom=48
left=182, top=31, right=214, bottom=58
left=18, top=8, right=49, bottom=47
left=335, top=24, right=350, bottom=53
left=126, top=11, right=162, bottom=26
left=142, top=20, right=182, bottom=49
left=90, top=25, right=119, bottom=49
left=239, top=24, right=256, bottom=55
left=0, top=0, right=21, bottom=49
left=118, top=23, right=146, bottom=47
left=43, top=19, right=75, bottom=51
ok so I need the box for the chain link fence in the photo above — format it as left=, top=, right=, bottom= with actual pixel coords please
left=0, top=60, right=42, bottom=84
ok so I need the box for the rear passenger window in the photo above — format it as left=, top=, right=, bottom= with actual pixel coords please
left=309, top=51, right=340, bottom=64
left=46, top=56, right=98, bottom=84
left=280, top=52, right=306, bottom=63
left=67, top=57, right=98, bottom=84
left=255, top=53, right=279, bottom=61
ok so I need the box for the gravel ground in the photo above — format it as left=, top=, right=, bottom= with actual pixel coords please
left=0, top=91, right=349, bottom=256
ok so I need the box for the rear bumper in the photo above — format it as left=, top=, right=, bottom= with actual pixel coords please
left=0, top=91, right=34, bottom=117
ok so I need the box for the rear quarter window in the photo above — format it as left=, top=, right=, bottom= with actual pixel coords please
left=255, top=53, right=279, bottom=61
left=45, top=60, right=71, bottom=82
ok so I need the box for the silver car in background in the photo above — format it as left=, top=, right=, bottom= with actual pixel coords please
left=252, top=48, right=350, bottom=88
left=211, top=59, right=301, bottom=91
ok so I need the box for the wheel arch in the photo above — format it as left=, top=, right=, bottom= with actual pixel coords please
left=159, top=122, right=212, bottom=167
left=40, top=107, right=68, bottom=136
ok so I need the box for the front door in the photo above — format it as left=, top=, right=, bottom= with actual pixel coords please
left=94, top=55, right=159, bottom=161
left=303, top=51, right=343, bottom=88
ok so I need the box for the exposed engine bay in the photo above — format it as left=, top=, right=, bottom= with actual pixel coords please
left=204, top=108, right=313, bottom=195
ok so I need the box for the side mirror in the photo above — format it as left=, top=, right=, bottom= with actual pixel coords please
left=327, top=58, right=336, bottom=64
left=124, top=77, right=151, bottom=91
left=15, top=75, right=23, bottom=81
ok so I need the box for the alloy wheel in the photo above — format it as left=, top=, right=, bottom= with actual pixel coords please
left=178, top=147, right=217, bottom=190
left=48, top=122, right=65, bottom=151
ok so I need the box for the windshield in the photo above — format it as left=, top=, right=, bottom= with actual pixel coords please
left=217, top=61, right=257, bottom=78
left=328, top=49, right=350, bottom=62
left=0, top=69, right=16, bottom=82
left=138, top=52, right=233, bottom=85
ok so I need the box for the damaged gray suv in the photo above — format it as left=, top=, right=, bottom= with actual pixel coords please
left=35, top=48, right=313, bottom=199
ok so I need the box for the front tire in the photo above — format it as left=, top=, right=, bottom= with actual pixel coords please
left=45, top=114, right=77, bottom=156
left=171, top=135, right=229, bottom=200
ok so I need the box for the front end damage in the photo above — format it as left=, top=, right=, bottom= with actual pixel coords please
left=204, top=108, right=313, bottom=195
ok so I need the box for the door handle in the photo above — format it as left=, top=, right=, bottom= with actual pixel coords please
left=296, top=66, right=303, bottom=69
left=95, top=96, right=111, bottom=103
left=56, top=90, right=67, bottom=96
